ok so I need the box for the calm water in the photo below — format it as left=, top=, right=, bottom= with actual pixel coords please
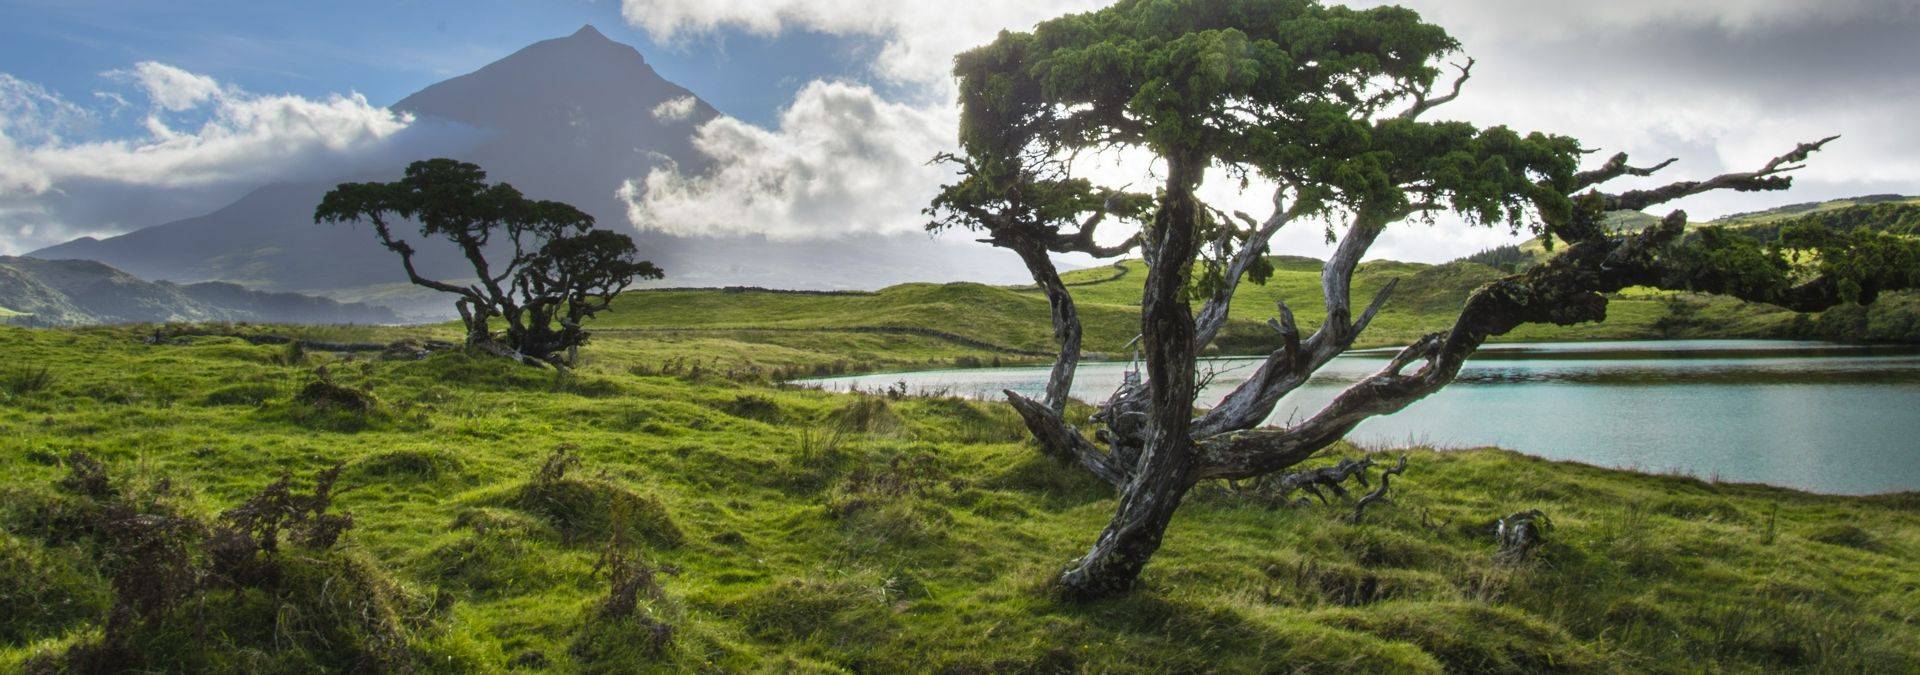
left=802, top=340, right=1920, bottom=495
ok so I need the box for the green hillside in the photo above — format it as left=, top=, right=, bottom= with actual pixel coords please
left=606, top=254, right=1854, bottom=368
left=2, top=324, right=1917, bottom=672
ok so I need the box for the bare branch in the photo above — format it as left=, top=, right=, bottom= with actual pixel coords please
left=1195, top=212, right=1694, bottom=480
left=1572, top=153, right=1679, bottom=191
left=1049, top=190, right=1144, bottom=258
left=1006, top=390, right=1126, bottom=488
left=1604, top=136, right=1840, bottom=212
left=1397, top=58, right=1475, bottom=121
left=1351, top=278, right=1400, bottom=337
left=1193, top=188, right=1315, bottom=350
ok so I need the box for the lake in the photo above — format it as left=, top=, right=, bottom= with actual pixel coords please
left=800, top=340, right=1920, bottom=495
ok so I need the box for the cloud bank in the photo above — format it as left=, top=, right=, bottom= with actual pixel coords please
left=0, top=63, right=429, bottom=253
left=618, top=0, right=1920, bottom=263
left=624, top=80, right=951, bottom=240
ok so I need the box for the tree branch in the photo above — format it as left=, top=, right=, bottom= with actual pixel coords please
left=1006, top=390, right=1126, bottom=488
left=1193, top=188, right=1315, bottom=351
left=1573, top=152, right=1679, bottom=191
left=1195, top=211, right=1693, bottom=480
left=1602, top=136, right=1840, bottom=212
left=1397, top=58, right=1474, bottom=121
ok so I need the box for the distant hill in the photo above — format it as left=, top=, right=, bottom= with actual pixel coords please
left=1453, top=196, right=1920, bottom=343
left=29, top=25, right=1029, bottom=315
left=605, top=257, right=1895, bottom=360
left=1714, top=193, right=1920, bottom=225
left=0, top=256, right=399, bottom=327
left=611, top=197, right=1920, bottom=356
left=1464, top=195, right=1920, bottom=269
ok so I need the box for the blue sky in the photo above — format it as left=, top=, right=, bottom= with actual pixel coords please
left=0, top=0, right=880, bottom=128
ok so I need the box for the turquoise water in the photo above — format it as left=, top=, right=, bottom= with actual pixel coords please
left=801, top=340, right=1920, bottom=495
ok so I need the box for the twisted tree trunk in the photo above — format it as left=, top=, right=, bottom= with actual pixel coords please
left=1058, top=154, right=1207, bottom=598
left=1015, top=242, right=1084, bottom=413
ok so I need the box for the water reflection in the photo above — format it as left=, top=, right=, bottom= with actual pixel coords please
left=801, top=340, right=1920, bottom=495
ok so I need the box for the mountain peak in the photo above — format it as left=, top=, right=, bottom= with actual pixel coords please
left=570, top=24, right=608, bottom=41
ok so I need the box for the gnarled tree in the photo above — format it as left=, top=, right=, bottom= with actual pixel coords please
left=937, top=0, right=1919, bottom=599
left=316, top=159, right=663, bottom=367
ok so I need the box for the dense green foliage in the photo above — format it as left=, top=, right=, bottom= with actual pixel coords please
left=1, top=324, right=1916, bottom=671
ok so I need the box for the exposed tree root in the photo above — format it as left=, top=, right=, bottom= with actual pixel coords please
left=1349, top=456, right=1409, bottom=524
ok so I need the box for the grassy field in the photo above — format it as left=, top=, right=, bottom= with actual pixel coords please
left=2, top=324, right=1917, bottom=672
left=604, top=256, right=1847, bottom=367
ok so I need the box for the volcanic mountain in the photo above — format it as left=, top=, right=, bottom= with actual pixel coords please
left=31, top=26, right=1022, bottom=319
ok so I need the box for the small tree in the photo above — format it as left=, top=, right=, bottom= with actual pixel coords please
left=938, top=0, right=1920, bottom=599
left=316, top=159, right=663, bottom=367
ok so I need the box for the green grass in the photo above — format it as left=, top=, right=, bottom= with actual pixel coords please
left=608, top=255, right=1891, bottom=365
left=2, top=323, right=1916, bottom=671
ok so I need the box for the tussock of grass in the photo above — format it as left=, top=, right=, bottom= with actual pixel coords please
left=1806, top=522, right=1877, bottom=550
left=484, top=450, right=685, bottom=549
left=198, top=381, right=282, bottom=407
left=348, top=447, right=467, bottom=484
left=1321, top=602, right=1598, bottom=674
left=414, top=529, right=568, bottom=598
left=718, top=393, right=786, bottom=423
left=825, top=396, right=905, bottom=436
left=729, top=575, right=896, bottom=647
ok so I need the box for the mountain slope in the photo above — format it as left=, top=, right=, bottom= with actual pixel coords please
left=0, top=256, right=399, bottom=326
left=391, top=25, right=719, bottom=232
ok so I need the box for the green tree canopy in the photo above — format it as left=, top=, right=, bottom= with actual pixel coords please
left=316, top=159, right=662, bottom=366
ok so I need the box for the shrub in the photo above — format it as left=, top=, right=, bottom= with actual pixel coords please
left=571, top=540, right=676, bottom=666
left=23, top=455, right=446, bottom=673
left=0, top=533, right=110, bottom=644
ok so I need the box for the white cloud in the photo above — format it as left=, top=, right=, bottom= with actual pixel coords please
left=624, top=80, right=952, bottom=239
left=618, top=1, right=1920, bottom=263
left=620, top=0, right=1106, bottom=85
left=1376, top=0, right=1918, bottom=42
left=0, top=64, right=418, bottom=253
left=651, top=95, right=698, bottom=122
left=0, top=74, right=94, bottom=147
left=111, top=61, right=225, bottom=112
